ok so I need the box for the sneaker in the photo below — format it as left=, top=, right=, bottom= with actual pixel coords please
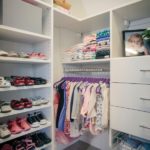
left=37, top=132, right=51, bottom=144
left=0, top=101, right=12, bottom=113
left=16, top=117, right=31, bottom=131
left=31, top=133, right=44, bottom=147
left=0, top=124, right=11, bottom=139
left=27, top=114, right=40, bottom=128
left=7, top=120, right=22, bottom=134
left=34, top=112, right=47, bottom=125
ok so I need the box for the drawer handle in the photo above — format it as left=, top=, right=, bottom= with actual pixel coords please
left=140, top=125, right=150, bottom=130
left=140, top=98, right=150, bottom=101
left=140, top=69, right=150, bottom=72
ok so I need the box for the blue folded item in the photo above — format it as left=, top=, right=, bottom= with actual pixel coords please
left=124, top=137, right=141, bottom=148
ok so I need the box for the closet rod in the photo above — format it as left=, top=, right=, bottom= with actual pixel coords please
left=64, top=68, right=110, bottom=72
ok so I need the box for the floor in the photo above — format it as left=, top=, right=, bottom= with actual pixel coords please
left=64, top=140, right=101, bottom=150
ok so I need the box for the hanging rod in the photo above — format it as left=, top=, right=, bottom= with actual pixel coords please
left=64, top=68, right=109, bottom=72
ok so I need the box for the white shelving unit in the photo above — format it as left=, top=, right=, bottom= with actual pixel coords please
left=62, top=58, right=110, bottom=64
left=0, top=103, right=51, bottom=118
left=0, top=0, right=53, bottom=150
left=0, top=122, right=51, bottom=144
left=53, top=0, right=150, bottom=150
left=0, top=56, right=51, bottom=64
left=0, top=84, right=51, bottom=92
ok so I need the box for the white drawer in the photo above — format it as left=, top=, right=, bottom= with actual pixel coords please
left=111, top=83, right=150, bottom=112
left=110, top=106, right=150, bottom=140
left=111, top=56, right=150, bottom=84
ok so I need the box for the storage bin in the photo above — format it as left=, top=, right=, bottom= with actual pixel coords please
left=0, top=0, right=42, bottom=34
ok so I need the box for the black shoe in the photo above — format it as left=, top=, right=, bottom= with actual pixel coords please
left=31, top=133, right=44, bottom=147
left=37, top=132, right=51, bottom=144
left=27, top=114, right=40, bottom=128
left=34, top=112, right=47, bottom=125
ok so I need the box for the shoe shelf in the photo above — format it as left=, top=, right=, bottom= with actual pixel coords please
left=0, top=25, right=51, bottom=43
left=62, top=58, right=110, bottom=64
left=0, top=57, right=51, bottom=64
left=0, top=122, right=51, bottom=144
left=0, top=103, right=51, bottom=118
left=0, top=84, right=51, bottom=92
left=37, top=143, right=51, bottom=150
left=23, top=0, right=52, bottom=9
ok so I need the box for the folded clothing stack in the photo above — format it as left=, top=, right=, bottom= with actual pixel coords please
left=96, top=29, right=110, bottom=59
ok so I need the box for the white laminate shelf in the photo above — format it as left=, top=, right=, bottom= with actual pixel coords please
left=0, top=103, right=51, bottom=118
left=62, top=58, right=110, bottom=64
left=23, top=0, right=52, bottom=9
left=0, top=84, right=51, bottom=92
left=0, top=25, right=51, bottom=43
left=0, top=57, right=51, bottom=64
left=0, top=122, right=51, bottom=144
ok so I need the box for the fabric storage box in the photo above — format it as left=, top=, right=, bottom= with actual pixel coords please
left=0, top=0, right=42, bottom=34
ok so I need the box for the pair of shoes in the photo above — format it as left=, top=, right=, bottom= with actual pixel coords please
left=11, top=98, right=32, bottom=110
left=11, top=76, right=34, bottom=86
left=31, top=132, right=51, bottom=147
left=0, top=101, right=12, bottom=113
left=31, top=96, right=49, bottom=106
left=27, top=112, right=47, bottom=128
left=12, top=137, right=36, bottom=150
left=0, top=124, right=11, bottom=139
left=8, top=117, right=31, bottom=134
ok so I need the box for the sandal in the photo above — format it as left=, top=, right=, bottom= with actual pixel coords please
left=20, top=98, right=32, bottom=108
left=8, top=120, right=22, bottom=134
left=11, top=100, right=24, bottom=110
left=0, top=101, right=12, bottom=113
left=13, top=141, right=26, bottom=150
left=16, top=117, right=31, bottom=131
left=23, top=138, right=36, bottom=150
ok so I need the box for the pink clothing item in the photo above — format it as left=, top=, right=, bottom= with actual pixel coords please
left=87, top=83, right=99, bottom=118
left=80, top=84, right=93, bottom=117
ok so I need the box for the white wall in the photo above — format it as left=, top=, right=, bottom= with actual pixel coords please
left=68, top=0, right=140, bottom=19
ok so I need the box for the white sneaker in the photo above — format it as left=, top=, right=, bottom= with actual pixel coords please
left=0, top=101, right=12, bottom=113
left=0, top=124, right=11, bottom=139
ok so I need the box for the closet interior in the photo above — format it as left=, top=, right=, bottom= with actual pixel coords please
left=0, top=0, right=149, bottom=150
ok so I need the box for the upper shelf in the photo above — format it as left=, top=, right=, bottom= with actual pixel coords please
left=62, top=58, right=110, bottom=64
left=112, top=0, right=150, bottom=21
left=22, top=0, right=52, bottom=9
left=54, top=8, right=110, bottom=33
left=54, top=0, right=149, bottom=32
left=0, top=25, right=51, bottom=43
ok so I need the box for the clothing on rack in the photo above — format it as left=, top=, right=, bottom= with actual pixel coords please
left=54, top=77, right=110, bottom=138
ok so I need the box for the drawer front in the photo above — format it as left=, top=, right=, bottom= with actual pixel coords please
left=110, top=106, right=150, bottom=140
left=111, top=83, right=150, bottom=112
left=111, top=57, right=150, bottom=84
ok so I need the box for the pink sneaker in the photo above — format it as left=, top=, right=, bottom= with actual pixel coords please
left=38, top=53, right=47, bottom=60
left=16, top=117, right=31, bottom=131
left=8, top=120, right=22, bottom=134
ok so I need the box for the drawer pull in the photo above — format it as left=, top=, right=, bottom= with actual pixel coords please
left=140, top=125, right=150, bottom=130
left=140, top=69, right=150, bottom=72
left=140, top=98, right=150, bottom=101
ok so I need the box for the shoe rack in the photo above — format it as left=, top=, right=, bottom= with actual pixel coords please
left=0, top=0, right=53, bottom=150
